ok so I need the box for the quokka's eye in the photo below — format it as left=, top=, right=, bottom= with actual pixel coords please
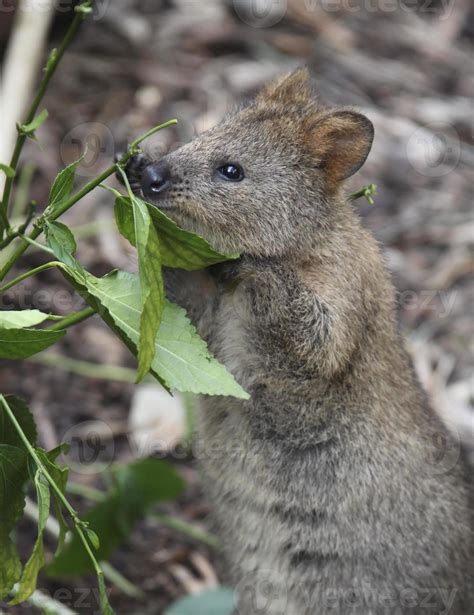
left=216, top=163, right=244, bottom=182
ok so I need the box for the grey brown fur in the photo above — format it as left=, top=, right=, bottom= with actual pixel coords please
left=127, top=69, right=473, bottom=614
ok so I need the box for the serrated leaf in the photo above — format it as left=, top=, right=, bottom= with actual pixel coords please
left=85, top=271, right=249, bottom=397
left=10, top=469, right=50, bottom=604
left=46, top=154, right=84, bottom=214
left=0, top=163, right=15, bottom=179
left=164, top=588, right=236, bottom=615
left=0, top=327, right=65, bottom=359
left=0, top=395, right=37, bottom=449
left=48, top=459, right=184, bottom=576
left=0, top=309, right=53, bottom=329
left=130, top=195, right=164, bottom=381
left=114, top=194, right=239, bottom=270
left=46, top=230, right=248, bottom=398
left=17, top=109, right=48, bottom=138
left=0, top=445, right=29, bottom=599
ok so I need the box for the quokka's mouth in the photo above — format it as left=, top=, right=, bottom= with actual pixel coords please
left=142, top=196, right=176, bottom=212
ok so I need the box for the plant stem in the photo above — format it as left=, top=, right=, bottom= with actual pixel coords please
left=0, top=260, right=62, bottom=293
left=11, top=162, right=36, bottom=222
left=66, top=481, right=104, bottom=502
left=48, top=306, right=95, bottom=331
left=67, top=479, right=219, bottom=548
left=0, top=393, right=105, bottom=580
left=128, top=121, right=178, bottom=150
left=349, top=183, right=377, bottom=204
left=152, top=512, right=219, bottom=548
left=0, top=233, right=19, bottom=251
left=0, top=118, right=177, bottom=283
left=49, top=118, right=177, bottom=222
left=99, top=562, right=144, bottom=599
left=19, top=232, right=55, bottom=254
left=28, top=353, right=139, bottom=383
left=0, top=229, right=40, bottom=282
left=0, top=3, right=91, bottom=236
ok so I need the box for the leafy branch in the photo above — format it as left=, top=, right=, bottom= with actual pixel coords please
left=0, top=119, right=177, bottom=282
left=0, top=2, right=92, bottom=239
left=0, top=395, right=113, bottom=613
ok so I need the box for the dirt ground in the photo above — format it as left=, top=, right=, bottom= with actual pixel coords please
left=0, top=1, right=473, bottom=613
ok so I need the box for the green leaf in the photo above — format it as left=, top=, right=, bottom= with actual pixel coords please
left=0, top=327, right=65, bottom=359
left=17, top=109, right=48, bottom=139
left=114, top=194, right=239, bottom=270
left=130, top=195, right=164, bottom=381
left=0, top=395, right=37, bottom=446
left=0, top=395, right=37, bottom=449
left=46, top=154, right=84, bottom=214
left=9, top=538, right=44, bottom=605
left=48, top=459, right=184, bottom=575
left=0, top=445, right=29, bottom=599
left=10, top=469, right=50, bottom=604
left=39, top=448, right=69, bottom=555
left=44, top=221, right=78, bottom=271
left=164, top=588, right=236, bottom=615
left=84, top=527, right=100, bottom=550
left=0, top=309, right=52, bottom=329
left=0, top=164, right=15, bottom=179
left=45, top=442, right=70, bottom=461
left=0, top=541, right=22, bottom=600
left=46, top=232, right=248, bottom=397
left=84, top=271, right=248, bottom=397
left=114, top=196, right=135, bottom=246
left=113, top=177, right=165, bottom=381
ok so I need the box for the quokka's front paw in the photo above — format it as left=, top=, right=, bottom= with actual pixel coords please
left=115, top=151, right=150, bottom=194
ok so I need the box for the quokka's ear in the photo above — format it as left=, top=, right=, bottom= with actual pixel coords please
left=304, top=110, right=374, bottom=186
left=257, top=67, right=312, bottom=106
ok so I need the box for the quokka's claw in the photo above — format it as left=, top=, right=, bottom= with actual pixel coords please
left=114, top=150, right=149, bottom=187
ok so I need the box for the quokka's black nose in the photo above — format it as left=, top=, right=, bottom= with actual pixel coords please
left=141, top=161, right=171, bottom=199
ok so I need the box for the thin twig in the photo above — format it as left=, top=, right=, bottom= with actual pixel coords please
left=0, top=260, right=62, bottom=293
left=28, top=353, right=138, bottom=383
left=48, top=307, right=96, bottom=331
left=0, top=395, right=104, bottom=581
left=0, top=2, right=91, bottom=236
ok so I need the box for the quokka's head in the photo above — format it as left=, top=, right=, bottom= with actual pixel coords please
left=125, top=68, right=373, bottom=256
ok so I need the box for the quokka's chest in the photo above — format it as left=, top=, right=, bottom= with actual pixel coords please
left=199, top=286, right=263, bottom=387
